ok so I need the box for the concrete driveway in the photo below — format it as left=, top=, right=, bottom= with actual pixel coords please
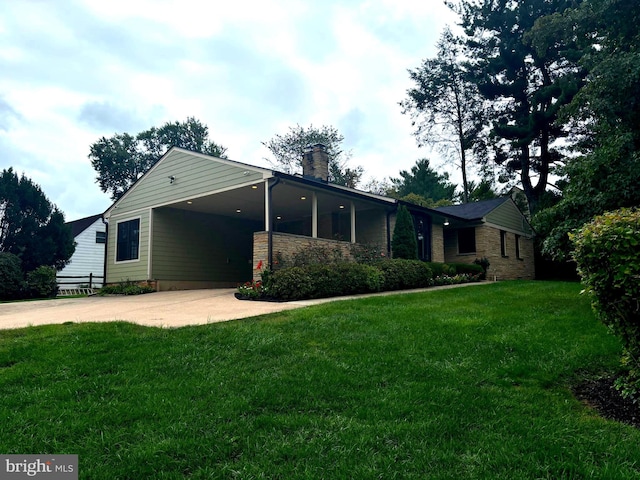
left=0, top=283, right=484, bottom=330
left=0, top=289, right=320, bottom=330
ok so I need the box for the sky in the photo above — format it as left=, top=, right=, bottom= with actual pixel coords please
left=0, top=0, right=460, bottom=221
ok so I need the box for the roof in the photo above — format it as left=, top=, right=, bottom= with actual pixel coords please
left=66, top=214, right=102, bottom=237
left=434, top=197, right=511, bottom=220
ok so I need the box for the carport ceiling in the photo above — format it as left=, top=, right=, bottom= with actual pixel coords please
left=163, top=180, right=386, bottom=223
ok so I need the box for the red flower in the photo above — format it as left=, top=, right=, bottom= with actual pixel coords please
left=257, top=260, right=263, bottom=270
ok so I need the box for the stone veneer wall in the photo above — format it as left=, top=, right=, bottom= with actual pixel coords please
left=252, top=232, right=355, bottom=280
left=443, top=225, right=535, bottom=280
left=431, top=224, right=445, bottom=263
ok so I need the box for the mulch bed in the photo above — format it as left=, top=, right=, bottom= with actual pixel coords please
left=573, top=375, right=640, bottom=428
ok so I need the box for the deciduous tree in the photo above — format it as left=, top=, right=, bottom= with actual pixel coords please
left=89, top=117, right=227, bottom=200
left=401, top=27, right=486, bottom=203
left=262, top=124, right=363, bottom=188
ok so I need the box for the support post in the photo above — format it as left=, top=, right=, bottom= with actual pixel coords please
left=350, top=201, right=356, bottom=244
left=312, top=192, right=318, bottom=238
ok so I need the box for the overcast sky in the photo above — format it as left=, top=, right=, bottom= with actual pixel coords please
left=1, top=0, right=459, bottom=221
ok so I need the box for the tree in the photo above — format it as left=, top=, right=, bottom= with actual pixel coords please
left=262, top=124, right=364, bottom=188
left=389, top=159, right=457, bottom=203
left=89, top=117, right=227, bottom=200
left=0, top=168, right=75, bottom=272
left=451, top=0, right=585, bottom=215
left=531, top=0, right=640, bottom=261
left=401, top=27, right=486, bottom=203
left=392, top=205, right=418, bottom=260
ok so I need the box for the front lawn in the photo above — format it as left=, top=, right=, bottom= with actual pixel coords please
left=1, top=281, right=638, bottom=478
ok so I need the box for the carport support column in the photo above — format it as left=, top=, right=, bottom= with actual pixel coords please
left=350, top=201, right=356, bottom=243
left=312, top=192, right=318, bottom=238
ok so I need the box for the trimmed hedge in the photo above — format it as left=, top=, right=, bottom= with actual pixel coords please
left=258, top=260, right=481, bottom=302
left=268, top=263, right=383, bottom=301
left=374, top=259, right=433, bottom=291
left=572, top=207, right=640, bottom=398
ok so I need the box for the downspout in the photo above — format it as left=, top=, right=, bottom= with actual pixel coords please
left=267, top=177, right=280, bottom=268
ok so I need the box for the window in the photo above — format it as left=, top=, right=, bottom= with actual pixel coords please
left=95, top=231, right=106, bottom=244
left=116, top=218, right=140, bottom=262
left=500, top=230, right=507, bottom=257
left=458, top=227, right=476, bottom=254
left=516, top=234, right=522, bottom=259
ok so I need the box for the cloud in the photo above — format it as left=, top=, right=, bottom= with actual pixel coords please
left=0, top=97, right=21, bottom=131
left=78, top=101, right=151, bottom=133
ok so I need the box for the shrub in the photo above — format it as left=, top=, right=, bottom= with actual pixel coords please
left=349, top=243, right=388, bottom=264
left=0, top=252, right=24, bottom=300
left=392, top=205, right=418, bottom=260
left=268, top=263, right=383, bottom=301
left=284, top=244, right=345, bottom=268
left=473, top=257, right=490, bottom=280
left=375, top=259, right=433, bottom=291
left=26, top=266, right=58, bottom=298
left=268, top=267, right=314, bottom=301
left=448, top=263, right=484, bottom=277
left=572, top=208, right=640, bottom=398
left=99, top=280, right=155, bottom=296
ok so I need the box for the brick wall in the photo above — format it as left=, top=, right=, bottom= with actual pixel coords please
left=432, top=224, right=445, bottom=262
left=252, top=232, right=354, bottom=280
left=443, top=225, right=535, bottom=280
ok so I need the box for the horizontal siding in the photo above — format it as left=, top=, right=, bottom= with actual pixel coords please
left=115, top=150, right=265, bottom=214
left=486, top=201, right=534, bottom=236
left=105, top=211, right=150, bottom=283
left=58, top=220, right=106, bottom=287
left=152, top=208, right=258, bottom=283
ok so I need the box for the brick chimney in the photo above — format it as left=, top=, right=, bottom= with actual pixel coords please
left=302, top=143, right=329, bottom=182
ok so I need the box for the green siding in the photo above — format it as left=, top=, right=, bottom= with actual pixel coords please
left=151, top=208, right=258, bottom=283
left=486, top=201, right=534, bottom=236
left=106, top=210, right=150, bottom=283
left=114, top=150, right=265, bottom=214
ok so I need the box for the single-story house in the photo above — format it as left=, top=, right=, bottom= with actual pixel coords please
left=58, top=214, right=106, bottom=288
left=102, top=146, right=534, bottom=290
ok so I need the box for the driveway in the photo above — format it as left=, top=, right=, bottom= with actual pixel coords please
left=0, top=290, right=317, bottom=330
left=0, top=283, right=484, bottom=330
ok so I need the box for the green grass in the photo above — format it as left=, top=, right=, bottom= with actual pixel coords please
left=1, top=281, right=638, bottom=479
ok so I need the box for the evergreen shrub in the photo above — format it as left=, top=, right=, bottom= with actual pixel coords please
left=0, top=252, right=24, bottom=300
left=572, top=208, right=640, bottom=398
left=26, top=266, right=58, bottom=298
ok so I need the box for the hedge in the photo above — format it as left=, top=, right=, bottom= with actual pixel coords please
left=572, top=207, right=640, bottom=398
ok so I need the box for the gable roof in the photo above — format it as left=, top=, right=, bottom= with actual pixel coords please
left=434, top=197, right=511, bottom=220
left=66, top=214, right=102, bottom=237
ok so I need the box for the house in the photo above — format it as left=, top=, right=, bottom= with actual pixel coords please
left=436, top=197, right=535, bottom=280
left=102, top=146, right=534, bottom=290
left=58, top=214, right=106, bottom=288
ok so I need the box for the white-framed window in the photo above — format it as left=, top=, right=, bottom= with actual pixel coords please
left=96, top=231, right=106, bottom=244
left=116, top=218, right=140, bottom=262
left=516, top=234, right=522, bottom=259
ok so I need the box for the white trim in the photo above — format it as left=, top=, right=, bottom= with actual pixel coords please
left=264, top=179, right=270, bottom=231
left=113, top=215, right=142, bottom=264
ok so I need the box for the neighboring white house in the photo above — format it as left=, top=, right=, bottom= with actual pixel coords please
left=58, top=214, right=106, bottom=289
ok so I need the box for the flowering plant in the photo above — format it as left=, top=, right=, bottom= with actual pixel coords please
left=236, top=260, right=271, bottom=299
